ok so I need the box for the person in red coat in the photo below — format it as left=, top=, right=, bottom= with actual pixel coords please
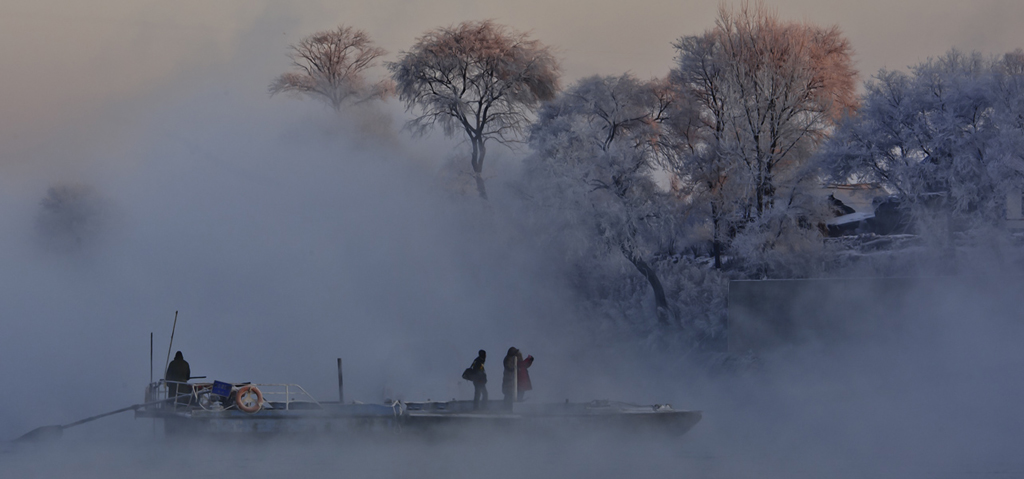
left=516, top=350, right=534, bottom=401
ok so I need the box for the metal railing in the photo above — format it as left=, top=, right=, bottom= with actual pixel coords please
left=253, top=383, right=322, bottom=410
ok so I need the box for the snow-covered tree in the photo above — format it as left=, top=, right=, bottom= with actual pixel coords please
left=667, top=2, right=856, bottom=270
left=270, top=26, right=391, bottom=111
left=821, top=49, right=1024, bottom=233
left=672, top=3, right=856, bottom=217
left=389, top=21, right=560, bottom=199
left=525, top=74, right=680, bottom=326
left=989, top=49, right=1024, bottom=200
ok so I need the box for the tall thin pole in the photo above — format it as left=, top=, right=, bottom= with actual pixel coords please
left=150, top=333, right=154, bottom=383
left=163, top=311, right=178, bottom=378
left=337, top=358, right=344, bottom=403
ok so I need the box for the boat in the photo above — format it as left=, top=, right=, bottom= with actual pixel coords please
left=134, top=378, right=702, bottom=438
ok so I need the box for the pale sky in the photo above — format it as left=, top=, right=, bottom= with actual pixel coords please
left=2, top=0, right=1023, bottom=153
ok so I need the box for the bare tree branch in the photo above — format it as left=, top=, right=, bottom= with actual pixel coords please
left=270, top=26, right=392, bottom=111
left=389, top=20, right=560, bottom=199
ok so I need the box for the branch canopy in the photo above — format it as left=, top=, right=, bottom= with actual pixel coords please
left=671, top=1, right=857, bottom=217
left=388, top=20, right=560, bottom=142
left=270, top=26, right=391, bottom=110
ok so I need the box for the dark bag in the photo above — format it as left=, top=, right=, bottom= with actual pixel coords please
left=462, top=367, right=475, bottom=381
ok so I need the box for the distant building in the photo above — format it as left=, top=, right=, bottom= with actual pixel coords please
left=817, top=183, right=890, bottom=237
left=821, top=184, right=1024, bottom=234
left=824, top=183, right=886, bottom=214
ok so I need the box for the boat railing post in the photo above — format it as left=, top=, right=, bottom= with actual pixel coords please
left=342, top=360, right=350, bottom=403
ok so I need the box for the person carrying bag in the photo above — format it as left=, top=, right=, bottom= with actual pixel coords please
left=463, top=350, right=488, bottom=410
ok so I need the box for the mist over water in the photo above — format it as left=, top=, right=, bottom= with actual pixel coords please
left=5, top=281, right=1024, bottom=479
left=2, top=5, right=1024, bottom=479
left=0, top=41, right=577, bottom=439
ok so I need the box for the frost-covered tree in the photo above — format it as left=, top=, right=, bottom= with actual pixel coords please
left=668, top=2, right=856, bottom=269
left=525, top=74, right=679, bottom=326
left=35, top=183, right=106, bottom=253
left=389, top=21, right=560, bottom=199
left=987, top=49, right=1024, bottom=202
left=821, top=49, right=1024, bottom=233
left=657, top=81, right=737, bottom=269
left=270, top=26, right=391, bottom=111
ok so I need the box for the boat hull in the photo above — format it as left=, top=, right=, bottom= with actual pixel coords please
left=138, top=400, right=701, bottom=438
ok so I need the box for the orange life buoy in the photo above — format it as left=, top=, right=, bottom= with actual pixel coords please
left=235, top=385, right=263, bottom=413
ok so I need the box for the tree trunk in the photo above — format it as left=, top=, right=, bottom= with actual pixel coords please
left=712, top=205, right=722, bottom=269
left=473, top=173, right=488, bottom=200
left=621, top=244, right=673, bottom=327
left=756, top=174, right=765, bottom=217
left=471, top=137, right=488, bottom=200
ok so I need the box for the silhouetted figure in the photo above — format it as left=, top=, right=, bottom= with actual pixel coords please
left=516, top=351, right=534, bottom=401
left=502, top=347, right=519, bottom=410
left=468, top=350, right=488, bottom=410
left=165, top=351, right=191, bottom=405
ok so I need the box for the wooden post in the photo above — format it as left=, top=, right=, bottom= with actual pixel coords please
left=342, top=358, right=350, bottom=403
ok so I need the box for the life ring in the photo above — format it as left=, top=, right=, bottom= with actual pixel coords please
left=235, top=385, right=263, bottom=413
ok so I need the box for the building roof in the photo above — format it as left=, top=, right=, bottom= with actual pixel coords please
left=819, top=183, right=889, bottom=214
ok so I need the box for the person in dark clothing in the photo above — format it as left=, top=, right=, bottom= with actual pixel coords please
left=501, top=347, right=519, bottom=410
left=165, top=351, right=191, bottom=405
left=468, top=350, right=488, bottom=410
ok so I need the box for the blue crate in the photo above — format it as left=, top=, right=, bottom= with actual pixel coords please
left=212, top=380, right=232, bottom=397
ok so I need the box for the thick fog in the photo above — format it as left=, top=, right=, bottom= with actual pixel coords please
left=0, top=14, right=582, bottom=438
left=2, top=2, right=1024, bottom=478
left=4, top=273, right=1023, bottom=478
